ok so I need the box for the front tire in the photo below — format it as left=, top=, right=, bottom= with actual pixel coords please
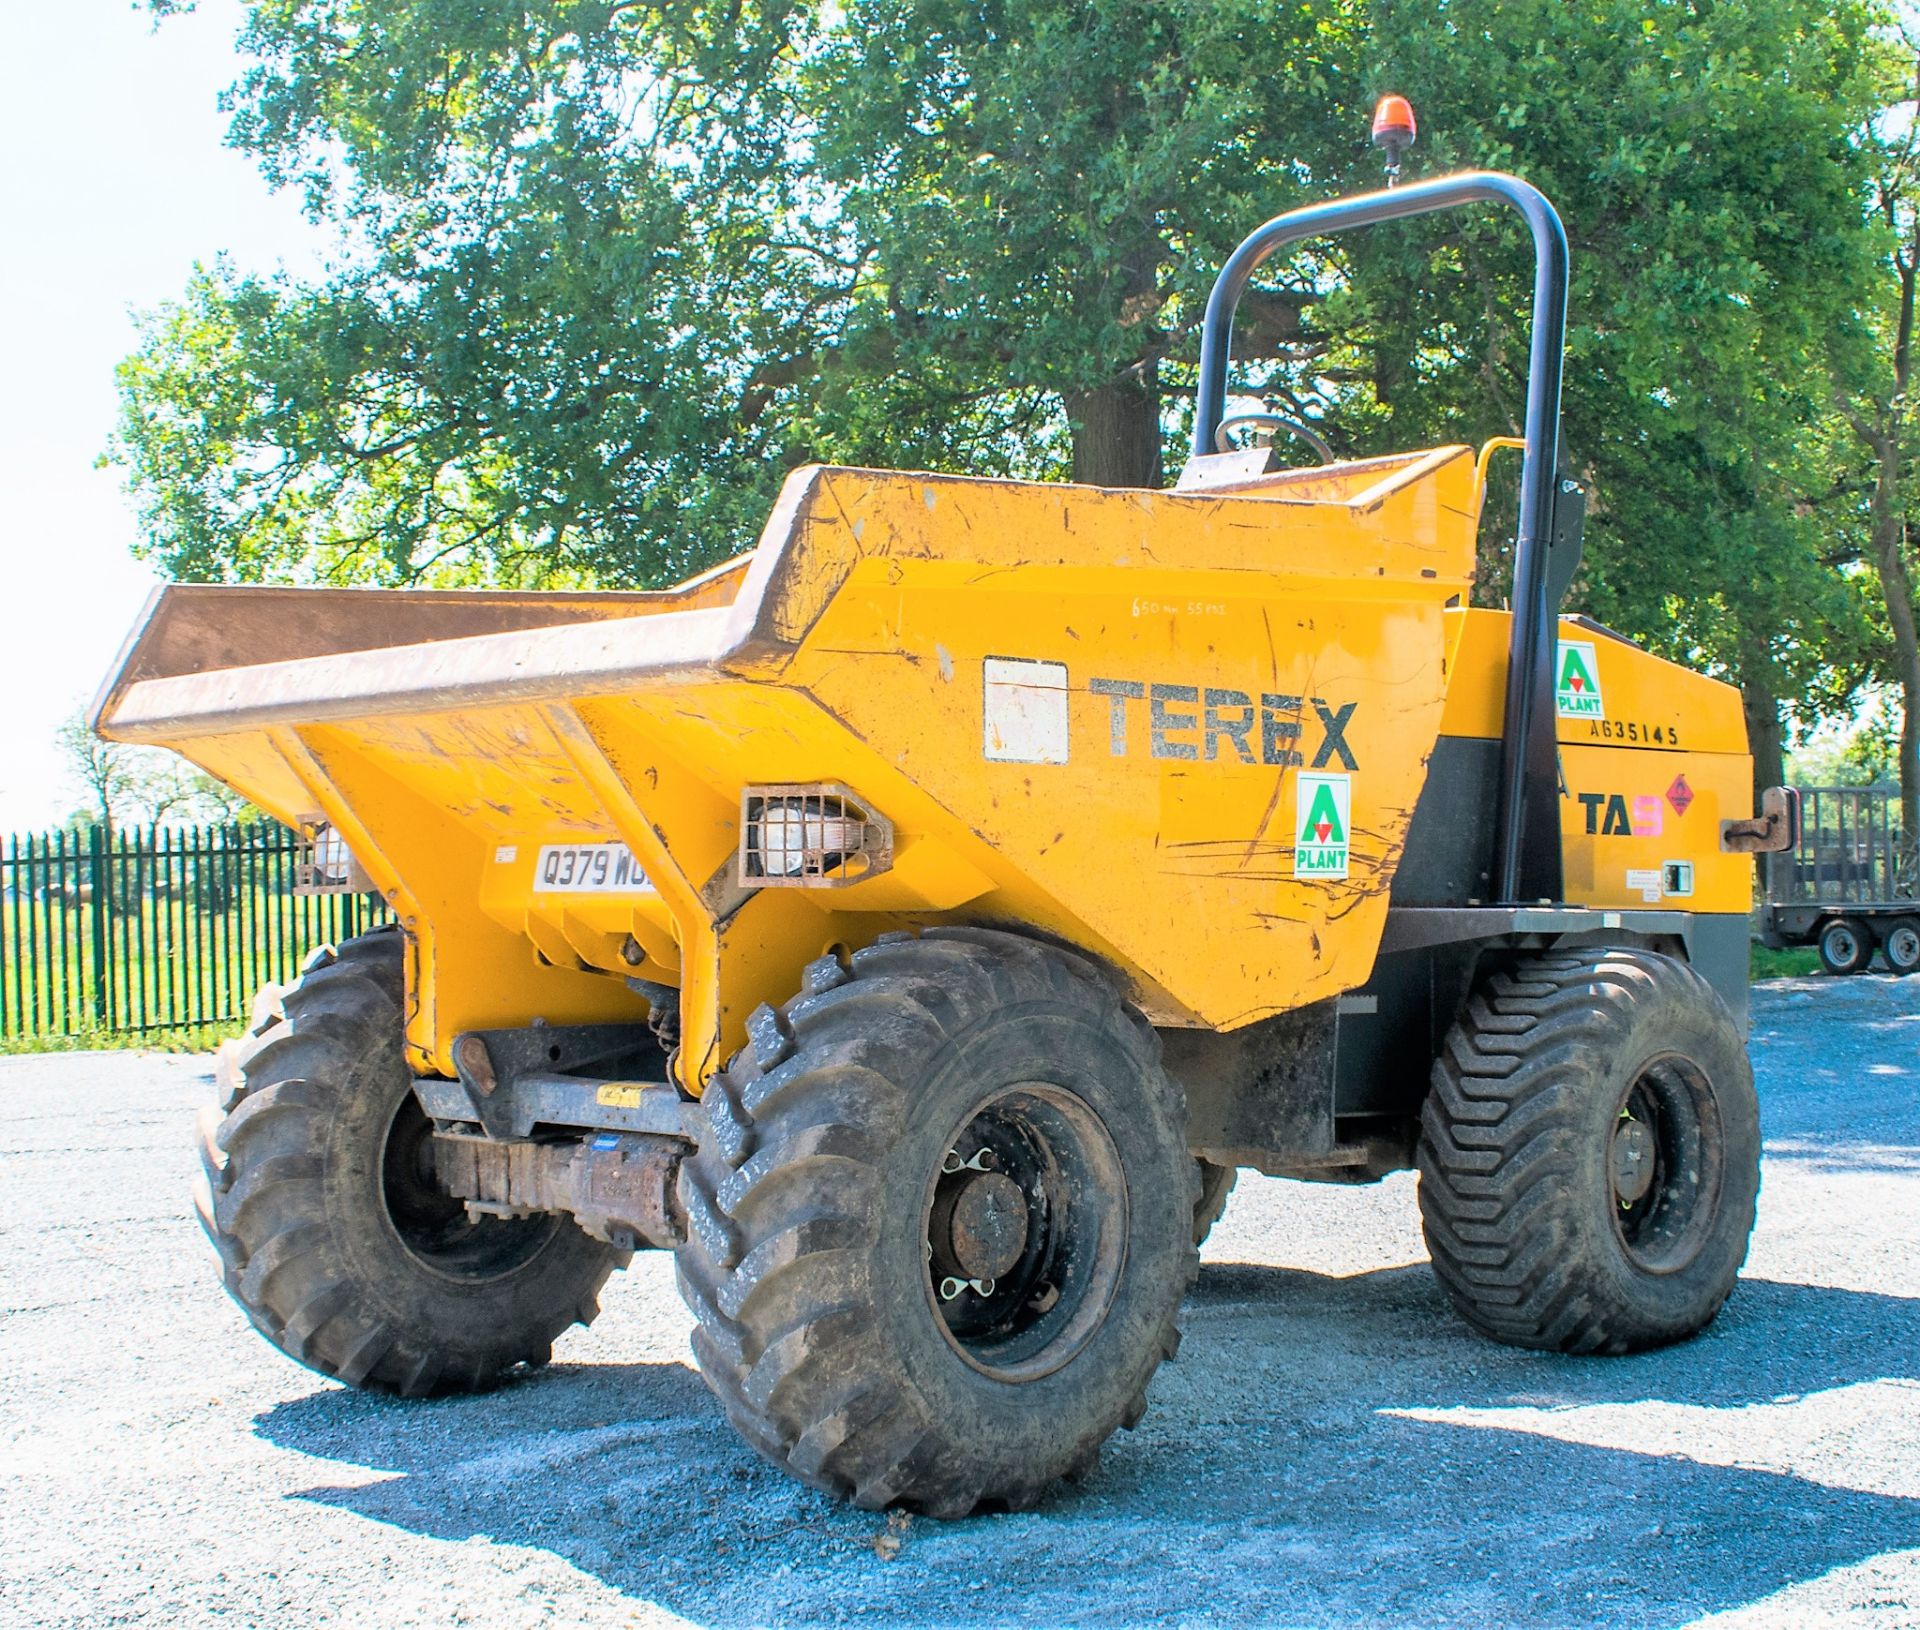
left=1818, top=917, right=1873, bottom=976
left=674, top=928, right=1198, bottom=1516
left=194, top=929, right=623, bottom=1395
left=1416, top=947, right=1759, bottom=1354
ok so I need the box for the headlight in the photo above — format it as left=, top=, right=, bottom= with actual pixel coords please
left=741, top=785, right=893, bottom=888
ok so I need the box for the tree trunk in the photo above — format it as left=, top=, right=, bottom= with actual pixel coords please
left=1065, top=366, right=1163, bottom=489
left=1876, top=516, right=1920, bottom=885
left=1741, top=679, right=1786, bottom=808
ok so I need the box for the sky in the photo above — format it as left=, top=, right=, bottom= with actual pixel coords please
left=0, top=0, right=323, bottom=831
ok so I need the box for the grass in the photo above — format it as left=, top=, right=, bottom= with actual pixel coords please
left=0, top=1022, right=239, bottom=1057
left=1750, top=943, right=1822, bottom=980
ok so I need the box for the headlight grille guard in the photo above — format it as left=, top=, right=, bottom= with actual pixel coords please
left=739, top=783, right=894, bottom=888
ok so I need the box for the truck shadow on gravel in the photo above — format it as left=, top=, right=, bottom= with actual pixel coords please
left=257, top=1263, right=1920, bottom=1628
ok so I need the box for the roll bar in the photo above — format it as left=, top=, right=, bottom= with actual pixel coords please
left=1191, top=171, right=1570, bottom=906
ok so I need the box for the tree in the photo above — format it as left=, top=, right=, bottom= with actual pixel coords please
left=58, top=713, right=145, bottom=842
left=57, top=710, right=253, bottom=838
left=1829, top=54, right=1920, bottom=879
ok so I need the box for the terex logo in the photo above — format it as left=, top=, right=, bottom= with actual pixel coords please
left=1087, top=679, right=1360, bottom=768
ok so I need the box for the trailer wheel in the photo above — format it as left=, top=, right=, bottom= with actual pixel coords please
left=1881, top=919, right=1920, bottom=977
left=674, top=929, right=1197, bottom=1516
left=1817, top=917, right=1874, bottom=976
left=193, top=928, right=623, bottom=1395
left=1193, top=1159, right=1237, bottom=1246
left=1416, top=947, right=1759, bottom=1354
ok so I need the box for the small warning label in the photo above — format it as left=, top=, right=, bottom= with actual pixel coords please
left=1625, top=867, right=1663, bottom=903
left=1666, top=774, right=1694, bottom=817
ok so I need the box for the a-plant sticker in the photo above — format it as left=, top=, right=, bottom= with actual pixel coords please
left=1555, top=640, right=1604, bottom=719
left=1295, top=772, right=1351, bottom=881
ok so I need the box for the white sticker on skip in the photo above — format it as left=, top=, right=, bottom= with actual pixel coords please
left=983, top=657, right=1069, bottom=765
left=1625, top=867, right=1663, bottom=903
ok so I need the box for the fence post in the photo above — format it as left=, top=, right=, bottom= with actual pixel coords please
left=88, top=824, right=110, bottom=1031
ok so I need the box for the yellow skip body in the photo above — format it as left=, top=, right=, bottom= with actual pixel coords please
left=95, top=442, right=1751, bottom=1088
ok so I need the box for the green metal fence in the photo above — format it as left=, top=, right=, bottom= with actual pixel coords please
left=0, top=823, right=391, bottom=1041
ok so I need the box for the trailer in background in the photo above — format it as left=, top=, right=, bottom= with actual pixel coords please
left=1761, top=785, right=1919, bottom=975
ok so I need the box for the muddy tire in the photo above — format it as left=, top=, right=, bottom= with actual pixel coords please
left=1817, top=917, right=1873, bottom=977
left=194, top=928, right=623, bottom=1395
left=1416, top=947, right=1759, bottom=1355
left=674, top=928, right=1198, bottom=1516
left=1193, top=1159, right=1237, bottom=1246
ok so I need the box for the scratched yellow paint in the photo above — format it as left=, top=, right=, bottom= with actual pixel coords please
left=97, top=442, right=1758, bottom=1085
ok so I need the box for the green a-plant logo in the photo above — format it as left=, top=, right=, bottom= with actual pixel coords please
left=1294, top=772, right=1351, bottom=881
left=1555, top=640, right=1604, bottom=719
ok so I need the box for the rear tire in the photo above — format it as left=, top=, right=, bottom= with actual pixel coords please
left=674, top=928, right=1198, bottom=1516
left=1818, top=917, right=1873, bottom=976
left=1193, top=1159, right=1237, bottom=1246
left=194, top=928, right=623, bottom=1395
left=1880, top=918, right=1920, bottom=976
left=1416, top=947, right=1759, bottom=1354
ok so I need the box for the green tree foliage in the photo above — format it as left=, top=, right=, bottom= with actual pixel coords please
left=113, top=0, right=1902, bottom=782
left=1825, top=46, right=1920, bottom=865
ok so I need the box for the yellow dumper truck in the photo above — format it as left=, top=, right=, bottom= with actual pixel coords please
left=95, top=153, right=1792, bottom=1517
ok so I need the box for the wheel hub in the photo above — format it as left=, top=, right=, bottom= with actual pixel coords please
left=921, top=1085, right=1127, bottom=1380
left=946, top=1170, right=1029, bottom=1280
left=1610, top=1115, right=1656, bottom=1206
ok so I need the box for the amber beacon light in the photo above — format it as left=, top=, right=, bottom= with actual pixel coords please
left=1371, top=93, right=1417, bottom=183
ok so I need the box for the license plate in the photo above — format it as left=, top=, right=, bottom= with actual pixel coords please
left=533, top=842, right=653, bottom=894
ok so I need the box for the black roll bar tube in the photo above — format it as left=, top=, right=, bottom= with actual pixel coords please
left=1191, top=171, right=1570, bottom=907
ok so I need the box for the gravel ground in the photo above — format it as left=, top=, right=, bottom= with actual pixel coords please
left=2, top=974, right=1917, bottom=1629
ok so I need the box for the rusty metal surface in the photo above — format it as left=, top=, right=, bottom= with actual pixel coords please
left=1722, top=786, right=1800, bottom=855
left=415, top=1021, right=682, bottom=1139
left=431, top=1129, right=687, bottom=1252
left=452, top=1035, right=499, bottom=1098
left=943, top=1171, right=1029, bottom=1281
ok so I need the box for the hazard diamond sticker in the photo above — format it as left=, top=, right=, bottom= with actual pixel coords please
left=1294, top=772, right=1351, bottom=881
left=1666, top=774, right=1694, bottom=818
left=1555, top=640, right=1605, bottom=719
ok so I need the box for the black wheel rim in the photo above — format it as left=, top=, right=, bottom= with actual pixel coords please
left=921, top=1084, right=1126, bottom=1382
left=1608, top=1053, right=1724, bottom=1273
left=380, top=1093, right=559, bottom=1281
